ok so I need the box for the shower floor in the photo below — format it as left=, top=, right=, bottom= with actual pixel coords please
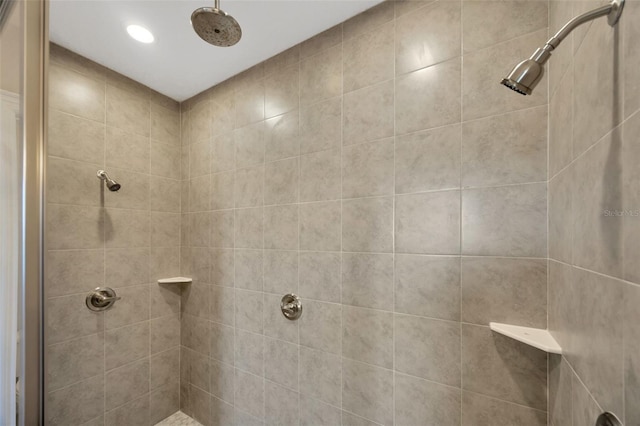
left=155, top=411, right=203, bottom=426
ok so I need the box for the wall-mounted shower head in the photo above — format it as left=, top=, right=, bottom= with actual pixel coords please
left=97, top=170, right=121, bottom=192
left=191, top=0, right=241, bottom=47
left=501, top=48, right=549, bottom=95
left=501, top=0, right=624, bottom=95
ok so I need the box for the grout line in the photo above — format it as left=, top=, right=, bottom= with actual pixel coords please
left=459, top=0, right=465, bottom=416
left=339, top=18, right=345, bottom=418
left=391, top=5, right=398, bottom=423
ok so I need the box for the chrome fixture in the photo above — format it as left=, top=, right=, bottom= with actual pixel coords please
left=281, top=294, right=302, bottom=320
left=86, top=287, right=121, bottom=311
left=596, top=412, right=622, bottom=426
left=501, top=0, right=624, bottom=95
left=191, top=0, right=241, bottom=47
left=96, top=170, right=121, bottom=192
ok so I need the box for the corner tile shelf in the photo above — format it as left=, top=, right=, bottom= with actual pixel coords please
left=489, top=322, right=562, bottom=354
left=157, top=277, right=193, bottom=284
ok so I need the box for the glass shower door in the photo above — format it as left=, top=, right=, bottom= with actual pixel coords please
left=0, top=0, right=25, bottom=423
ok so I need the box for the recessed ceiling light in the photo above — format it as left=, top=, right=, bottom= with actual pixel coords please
left=126, top=25, right=154, bottom=43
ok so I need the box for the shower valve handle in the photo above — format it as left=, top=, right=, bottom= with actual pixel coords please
left=281, top=294, right=302, bottom=320
left=86, top=287, right=121, bottom=311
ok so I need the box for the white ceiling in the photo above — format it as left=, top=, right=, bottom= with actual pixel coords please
left=49, top=0, right=383, bottom=101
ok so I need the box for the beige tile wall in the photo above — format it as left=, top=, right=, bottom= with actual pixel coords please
left=179, top=1, right=550, bottom=424
left=46, top=44, right=182, bottom=425
left=547, top=1, right=640, bottom=425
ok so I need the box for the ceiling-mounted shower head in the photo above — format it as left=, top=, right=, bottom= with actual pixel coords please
left=191, top=0, right=241, bottom=47
left=97, top=170, right=121, bottom=192
left=501, top=0, right=624, bottom=95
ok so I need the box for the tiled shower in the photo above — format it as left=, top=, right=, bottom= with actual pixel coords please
left=43, top=0, right=640, bottom=425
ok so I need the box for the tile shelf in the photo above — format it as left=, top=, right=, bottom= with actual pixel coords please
left=489, top=322, right=562, bottom=354
left=157, top=277, right=193, bottom=284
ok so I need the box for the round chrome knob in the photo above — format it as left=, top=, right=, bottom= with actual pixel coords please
left=86, top=287, right=121, bottom=312
left=281, top=294, right=302, bottom=320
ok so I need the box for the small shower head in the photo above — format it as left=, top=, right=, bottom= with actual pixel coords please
left=501, top=0, right=624, bottom=96
left=501, top=46, right=550, bottom=96
left=97, top=170, right=121, bottom=192
left=191, top=0, right=241, bottom=47
left=500, top=59, right=544, bottom=96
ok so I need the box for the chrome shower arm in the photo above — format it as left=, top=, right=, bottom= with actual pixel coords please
left=500, top=0, right=624, bottom=95
left=546, top=3, right=614, bottom=50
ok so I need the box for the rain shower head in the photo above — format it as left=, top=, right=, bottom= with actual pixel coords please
left=191, top=0, right=241, bottom=47
left=501, top=0, right=624, bottom=95
left=97, top=170, right=121, bottom=192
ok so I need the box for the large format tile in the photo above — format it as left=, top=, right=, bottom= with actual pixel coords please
left=548, top=355, right=573, bottom=426
left=264, top=111, right=299, bottom=162
left=461, top=391, right=547, bottom=426
left=342, top=359, right=393, bottom=426
left=47, top=333, right=104, bottom=391
left=234, top=369, right=264, bottom=420
left=343, top=306, right=393, bottom=368
left=395, top=314, right=461, bottom=387
left=47, top=294, right=103, bottom=344
left=343, top=82, right=394, bottom=146
left=299, top=97, right=342, bottom=155
left=299, top=300, right=341, bottom=354
left=462, top=106, right=547, bottom=187
left=106, top=84, right=150, bottom=137
left=299, top=346, right=342, bottom=407
left=395, top=191, right=461, bottom=255
left=564, top=268, right=624, bottom=416
left=264, top=336, right=299, bottom=391
left=49, top=65, right=105, bottom=122
left=343, top=197, right=393, bottom=253
left=47, top=375, right=105, bottom=426
left=462, top=0, right=547, bottom=53
left=48, top=109, right=105, bottom=165
left=105, top=358, right=149, bottom=411
left=395, top=1, right=461, bottom=75
left=342, top=253, right=393, bottom=311
left=396, top=58, right=462, bottom=135
left=265, top=381, right=300, bottom=426
left=462, top=183, right=547, bottom=257
left=462, top=324, right=548, bottom=410
left=343, top=21, right=394, bottom=93
left=395, top=124, right=461, bottom=194
left=573, top=17, right=623, bottom=158
left=47, top=204, right=104, bottom=250
left=265, top=64, right=299, bottom=119
left=46, top=249, right=104, bottom=297
left=263, top=250, right=298, bottom=295
left=300, top=45, right=342, bottom=106
left=548, top=165, right=573, bottom=264
left=299, top=201, right=341, bottom=252
left=572, top=128, right=624, bottom=278
left=461, top=257, right=547, bottom=328
left=395, top=254, right=460, bottom=321
left=265, top=157, right=299, bottom=205
left=299, top=251, right=341, bottom=303
left=105, top=394, right=149, bottom=426
left=264, top=204, right=298, bottom=250
left=300, top=148, right=341, bottom=202
left=549, top=66, right=574, bottom=178
left=342, top=137, right=394, bottom=198
left=47, top=157, right=104, bottom=207
left=624, top=283, right=640, bottom=426
left=395, top=373, right=461, bottom=426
